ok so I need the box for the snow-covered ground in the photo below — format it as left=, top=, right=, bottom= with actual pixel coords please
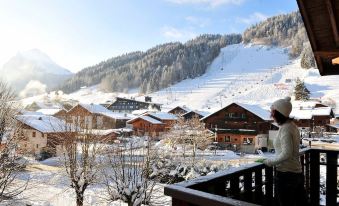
left=2, top=147, right=263, bottom=206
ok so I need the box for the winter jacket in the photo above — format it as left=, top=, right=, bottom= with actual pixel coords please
left=264, top=120, right=302, bottom=173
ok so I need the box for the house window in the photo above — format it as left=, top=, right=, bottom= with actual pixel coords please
left=224, top=136, right=231, bottom=142
left=36, top=144, right=39, bottom=149
left=241, top=114, right=246, bottom=119
left=32, top=131, right=36, bottom=137
left=229, top=113, right=234, bottom=118
left=243, top=137, right=253, bottom=145
left=97, top=116, right=104, bottom=128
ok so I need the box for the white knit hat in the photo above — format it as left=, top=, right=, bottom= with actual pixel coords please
left=271, top=97, right=292, bottom=118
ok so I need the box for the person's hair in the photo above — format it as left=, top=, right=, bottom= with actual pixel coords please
left=273, top=110, right=291, bottom=125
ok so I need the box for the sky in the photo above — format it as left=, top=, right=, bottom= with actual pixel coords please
left=0, top=0, right=298, bottom=73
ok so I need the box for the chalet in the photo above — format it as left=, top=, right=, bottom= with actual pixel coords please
left=67, top=103, right=135, bottom=129
left=325, top=124, right=339, bottom=133
left=168, top=106, right=191, bottom=116
left=145, top=112, right=178, bottom=131
left=15, top=115, right=73, bottom=156
left=126, top=116, right=165, bottom=137
left=201, top=103, right=276, bottom=153
left=106, top=97, right=161, bottom=113
left=290, top=106, right=335, bottom=130
left=182, top=110, right=210, bottom=120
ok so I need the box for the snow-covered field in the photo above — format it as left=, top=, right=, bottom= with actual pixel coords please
left=1, top=147, right=266, bottom=206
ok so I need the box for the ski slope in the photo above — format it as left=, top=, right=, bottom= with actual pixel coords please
left=21, top=43, right=339, bottom=114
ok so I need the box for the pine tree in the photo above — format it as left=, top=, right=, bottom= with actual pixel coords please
left=294, top=78, right=310, bottom=100
left=300, top=43, right=316, bottom=69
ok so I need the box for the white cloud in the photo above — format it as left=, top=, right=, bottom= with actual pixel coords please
left=185, top=16, right=210, bottom=28
left=161, top=26, right=197, bottom=41
left=236, top=12, right=268, bottom=25
left=166, top=0, right=245, bottom=8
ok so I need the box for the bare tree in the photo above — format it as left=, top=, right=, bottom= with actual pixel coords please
left=0, top=81, right=27, bottom=202
left=162, top=117, right=188, bottom=159
left=185, top=116, right=213, bottom=166
left=102, top=138, right=158, bottom=206
left=53, top=113, right=108, bottom=206
left=163, top=116, right=213, bottom=166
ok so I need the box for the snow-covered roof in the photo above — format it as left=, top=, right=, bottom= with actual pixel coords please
left=291, top=107, right=334, bottom=120
left=77, top=103, right=135, bottom=120
left=101, top=112, right=136, bottom=120
left=79, top=103, right=109, bottom=114
left=202, top=102, right=271, bottom=121
left=147, top=112, right=178, bottom=120
left=237, top=103, right=271, bottom=121
left=37, top=108, right=63, bottom=116
left=127, top=116, right=164, bottom=124
left=89, top=128, right=134, bottom=136
left=327, top=124, right=339, bottom=129
left=167, top=106, right=191, bottom=113
left=16, top=115, right=72, bottom=133
left=88, top=129, right=120, bottom=136
left=183, top=110, right=210, bottom=117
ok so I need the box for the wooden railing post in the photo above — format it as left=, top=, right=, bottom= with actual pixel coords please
left=254, top=168, right=263, bottom=204
left=310, top=150, right=320, bottom=206
left=243, top=172, right=253, bottom=201
left=264, top=167, right=274, bottom=205
left=230, top=176, right=240, bottom=199
left=326, top=151, right=338, bottom=206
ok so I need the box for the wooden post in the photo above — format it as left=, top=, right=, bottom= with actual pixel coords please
left=230, top=176, right=240, bottom=199
left=310, top=150, right=320, bottom=206
left=243, top=172, right=253, bottom=201
left=254, top=168, right=263, bottom=204
left=326, top=152, right=338, bottom=206
left=264, top=167, right=274, bottom=205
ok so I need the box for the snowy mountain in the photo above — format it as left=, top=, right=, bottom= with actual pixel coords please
left=1, top=49, right=73, bottom=95
left=20, top=43, right=339, bottom=115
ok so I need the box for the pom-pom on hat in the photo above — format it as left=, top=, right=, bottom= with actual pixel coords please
left=271, top=97, right=292, bottom=118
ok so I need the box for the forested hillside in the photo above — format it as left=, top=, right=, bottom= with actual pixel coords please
left=243, top=11, right=315, bottom=68
left=59, top=34, right=242, bottom=94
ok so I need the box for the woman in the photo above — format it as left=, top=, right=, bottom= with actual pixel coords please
left=258, top=97, right=307, bottom=206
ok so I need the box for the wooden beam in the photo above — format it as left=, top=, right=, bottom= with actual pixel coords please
left=325, top=0, right=339, bottom=47
left=296, top=0, right=318, bottom=51
left=314, top=50, right=339, bottom=57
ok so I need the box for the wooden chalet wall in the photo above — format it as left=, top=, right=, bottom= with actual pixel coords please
left=168, top=107, right=189, bottom=116
left=202, top=103, right=273, bottom=134
left=107, top=98, right=161, bottom=113
left=129, top=118, right=165, bottom=137
left=67, top=105, right=121, bottom=129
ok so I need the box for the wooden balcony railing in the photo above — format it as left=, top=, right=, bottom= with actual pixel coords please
left=164, top=148, right=339, bottom=206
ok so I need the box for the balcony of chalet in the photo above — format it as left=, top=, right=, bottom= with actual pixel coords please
left=164, top=148, right=339, bottom=206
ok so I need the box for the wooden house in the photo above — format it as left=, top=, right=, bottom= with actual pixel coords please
left=290, top=106, right=335, bottom=130
left=15, top=115, right=73, bottom=156
left=182, top=110, right=209, bottom=120
left=145, top=112, right=178, bottom=131
left=126, top=116, right=165, bottom=137
left=67, top=103, right=134, bottom=129
left=201, top=103, right=275, bottom=153
left=106, top=97, right=161, bottom=113
left=168, top=106, right=191, bottom=116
